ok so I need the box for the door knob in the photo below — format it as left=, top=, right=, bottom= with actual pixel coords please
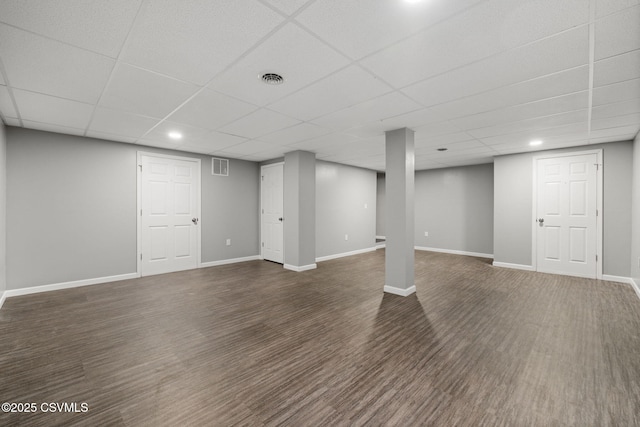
left=537, top=218, right=544, bottom=224
left=192, top=218, right=199, bottom=225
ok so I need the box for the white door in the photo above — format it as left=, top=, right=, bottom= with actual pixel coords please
left=536, top=153, right=598, bottom=278
left=140, top=154, right=200, bottom=276
left=261, top=163, right=284, bottom=263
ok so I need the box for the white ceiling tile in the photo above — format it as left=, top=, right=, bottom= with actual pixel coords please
left=209, top=23, right=349, bottom=106
left=296, top=0, right=483, bottom=60
left=141, top=120, right=211, bottom=144
left=186, top=131, right=248, bottom=151
left=13, top=89, right=94, bottom=130
left=167, top=88, right=257, bottom=131
left=248, top=148, right=289, bottom=160
left=589, top=134, right=637, bottom=144
left=468, top=109, right=588, bottom=138
left=588, top=125, right=640, bottom=139
left=0, top=85, right=17, bottom=118
left=592, top=78, right=640, bottom=106
left=596, top=0, right=639, bottom=18
left=86, top=130, right=137, bottom=144
left=431, top=66, right=590, bottom=120
left=269, top=65, right=392, bottom=121
left=222, top=140, right=281, bottom=156
left=2, top=117, right=20, bottom=126
left=136, top=139, right=181, bottom=151
left=21, top=120, right=85, bottom=136
left=175, top=145, right=213, bottom=155
left=218, top=108, right=300, bottom=139
left=100, top=63, right=199, bottom=119
left=312, top=92, right=421, bottom=131
left=89, top=107, right=159, bottom=138
left=479, top=122, right=589, bottom=146
left=594, top=6, right=640, bottom=60
left=362, top=0, right=589, bottom=88
left=261, top=0, right=310, bottom=15
left=0, top=0, right=141, bottom=57
left=286, top=132, right=361, bottom=151
left=590, top=113, right=640, bottom=130
left=412, top=120, right=463, bottom=138
left=403, top=26, right=589, bottom=107
left=593, top=49, right=640, bottom=87
left=0, top=24, right=114, bottom=103
left=122, top=0, right=284, bottom=85
left=416, top=139, right=486, bottom=153
left=415, top=132, right=476, bottom=148
left=451, top=91, right=589, bottom=130
left=438, top=157, right=495, bottom=168
left=591, top=98, right=640, bottom=120
left=259, top=123, right=332, bottom=145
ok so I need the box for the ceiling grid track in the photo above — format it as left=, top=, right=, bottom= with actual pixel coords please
left=587, top=0, right=596, bottom=141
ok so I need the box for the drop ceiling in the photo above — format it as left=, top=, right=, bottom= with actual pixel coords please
left=0, top=0, right=638, bottom=171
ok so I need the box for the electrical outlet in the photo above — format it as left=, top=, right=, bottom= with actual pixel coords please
left=345, top=234, right=349, bottom=241
left=226, top=239, right=231, bottom=246
left=424, top=232, right=428, bottom=237
left=364, top=203, right=368, bottom=209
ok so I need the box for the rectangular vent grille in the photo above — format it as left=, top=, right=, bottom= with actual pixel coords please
left=212, top=157, right=229, bottom=176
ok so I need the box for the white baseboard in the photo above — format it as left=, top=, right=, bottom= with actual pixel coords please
left=376, top=235, right=386, bottom=240
left=4, top=273, right=139, bottom=298
left=0, top=291, right=6, bottom=310
left=376, top=242, right=386, bottom=249
left=384, top=285, right=416, bottom=297
left=492, top=262, right=535, bottom=271
left=630, top=278, right=640, bottom=301
left=200, top=255, right=261, bottom=268
left=602, top=274, right=633, bottom=285
left=284, top=263, right=317, bottom=272
left=316, top=247, right=376, bottom=263
left=415, top=246, right=493, bottom=259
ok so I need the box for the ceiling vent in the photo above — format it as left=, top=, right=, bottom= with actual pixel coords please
left=261, top=73, right=284, bottom=85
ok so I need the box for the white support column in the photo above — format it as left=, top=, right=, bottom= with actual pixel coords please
left=384, top=128, right=415, bottom=296
left=283, top=150, right=316, bottom=272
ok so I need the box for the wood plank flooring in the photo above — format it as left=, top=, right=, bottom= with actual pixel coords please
left=1, top=250, right=640, bottom=426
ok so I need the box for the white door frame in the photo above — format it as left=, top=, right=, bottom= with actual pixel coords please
left=531, top=149, right=603, bottom=279
left=260, top=162, right=285, bottom=262
left=136, top=151, right=202, bottom=277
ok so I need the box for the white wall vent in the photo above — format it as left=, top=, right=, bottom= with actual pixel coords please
left=212, top=157, right=229, bottom=176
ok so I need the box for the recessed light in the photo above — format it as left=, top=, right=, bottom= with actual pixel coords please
left=168, top=131, right=182, bottom=140
left=437, top=148, right=448, bottom=151
left=404, top=0, right=423, bottom=3
left=529, top=139, right=543, bottom=146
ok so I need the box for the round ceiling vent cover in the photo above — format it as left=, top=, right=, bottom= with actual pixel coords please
left=261, top=73, right=284, bottom=85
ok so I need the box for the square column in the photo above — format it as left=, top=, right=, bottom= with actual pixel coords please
left=283, top=150, right=316, bottom=272
left=384, top=128, right=415, bottom=296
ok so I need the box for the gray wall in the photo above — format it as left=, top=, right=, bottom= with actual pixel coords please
left=494, top=141, right=633, bottom=277
left=283, top=150, right=316, bottom=267
left=414, top=164, right=494, bottom=255
left=376, top=164, right=494, bottom=255
left=316, top=161, right=376, bottom=258
left=376, top=173, right=385, bottom=237
left=0, top=120, right=6, bottom=296
left=6, top=127, right=259, bottom=290
left=632, top=133, right=640, bottom=286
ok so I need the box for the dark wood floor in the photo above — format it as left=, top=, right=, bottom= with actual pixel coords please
left=1, top=250, right=640, bottom=426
